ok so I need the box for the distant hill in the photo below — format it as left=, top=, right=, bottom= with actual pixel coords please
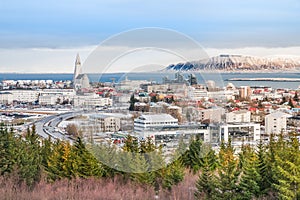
left=165, top=55, right=300, bottom=71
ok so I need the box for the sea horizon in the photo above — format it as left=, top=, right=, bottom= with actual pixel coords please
left=1, top=71, right=300, bottom=89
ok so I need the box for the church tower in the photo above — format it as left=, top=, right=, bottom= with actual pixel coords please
left=73, top=53, right=90, bottom=91
left=73, top=53, right=82, bottom=83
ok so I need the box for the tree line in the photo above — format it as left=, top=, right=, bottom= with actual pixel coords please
left=0, top=124, right=300, bottom=199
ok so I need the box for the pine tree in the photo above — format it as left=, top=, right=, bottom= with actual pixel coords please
left=160, top=156, right=185, bottom=190
left=195, top=149, right=217, bottom=200
left=273, top=133, right=300, bottom=199
left=129, top=153, right=154, bottom=185
left=0, top=126, right=17, bottom=175
left=183, top=135, right=205, bottom=173
left=91, top=142, right=119, bottom=177
left=293, top=92, right=299, bottom=102
left=214, top=139, right=240, bottom=199
left=16, top=125, right=43, bottom=187
left=72, top=137, right=103, bottom=178
left=238, top=145, right=261, bottom=199
left=41, top=137, right=53, bottom=169
left=123, top=135, right=139, bottom=153
left=256, top=140, right=273, bottom=196
left=46, top=141, right=74, bottom=181
left=129, top=94, right=138, bottom=111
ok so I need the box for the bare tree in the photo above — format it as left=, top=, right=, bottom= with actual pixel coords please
left=65, top=124, right=81, bottom=138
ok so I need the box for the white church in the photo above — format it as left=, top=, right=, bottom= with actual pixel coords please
left=73, top=53, right=90, bottom=91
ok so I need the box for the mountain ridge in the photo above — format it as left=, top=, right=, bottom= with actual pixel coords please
left=165, top=55, right=300, bottom=71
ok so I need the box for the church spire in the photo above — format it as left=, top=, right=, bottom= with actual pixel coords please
left=75, top=53, right=81, bottom=66
left=73, top=53, right=82, bottom=84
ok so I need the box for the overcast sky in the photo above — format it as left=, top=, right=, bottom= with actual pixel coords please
left=0, top=0, right=299, bottom=73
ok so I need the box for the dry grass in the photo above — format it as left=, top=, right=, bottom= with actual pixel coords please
left=0, top=172, right=199, bottom=200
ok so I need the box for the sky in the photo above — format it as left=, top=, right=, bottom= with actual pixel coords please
left=0, top=0, right=299, bottom=73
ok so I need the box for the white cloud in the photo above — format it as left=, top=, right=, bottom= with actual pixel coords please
left=0, top=46, right=299, bottom=73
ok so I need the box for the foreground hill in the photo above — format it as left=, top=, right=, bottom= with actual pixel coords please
left=166, top=55, right=300, bottom=71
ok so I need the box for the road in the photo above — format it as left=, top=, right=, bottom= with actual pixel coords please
left=30, top=111, right=84, bottom=143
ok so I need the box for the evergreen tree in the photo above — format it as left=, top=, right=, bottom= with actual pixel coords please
left=129, top=94, right=138, bottom=111
left=91, top=142, right=119, bottom=177
left=214, top=139, right=240, bottom=199
left=256, top=140, right=273, bottom=195
left=238, top=145, right=261, bottom=199
left=273, top=133, right=300, bottom=199
left=0, top=126, right=17, bottom=175
left=183, top=135, right=205, bottom=173
left=123, top=135, right=139, bottom=153
left=72, top=137, right=103, bottom=178
left=293, top=92, right=299, bottom=102
left=195, top=149, right=217, bottom=200
left=41, top=137, right=53, bottom=169
left=129, top=153, right=154, bottom=185
left=160, top=154, right=185, bottom=191
left=16, top=125, right=43, bottom=187
left=46, top=141, right=74, bottom=181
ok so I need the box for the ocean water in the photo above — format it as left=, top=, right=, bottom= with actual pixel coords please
left=1, top=72, right=300, bottom=89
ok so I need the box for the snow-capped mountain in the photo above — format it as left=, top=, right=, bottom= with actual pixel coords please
left=165, top=55, right=300, bottom=71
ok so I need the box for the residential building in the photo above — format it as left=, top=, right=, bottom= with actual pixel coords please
left=9, top=90, right=39, bottom=102
left=0, top=92, right=13, bottom=104
left=89, top=114, right=121, bottom=132
left=188, top=85, right=208, bottom=101
left=199, top=107, right=225, bottom=123
left=144, top=84, right=169, bottom=93
left=239, top=86, right=252, bottom=99
left=226, top=110, right=251, bottom=123
left=265, top=111, right=290, bottom=134
left=73, top=94, right=112, bottom=107
left=39, top=89, right=76, bottom=105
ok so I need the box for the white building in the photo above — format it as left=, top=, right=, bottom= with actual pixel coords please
left=0, top=92, right=13, bottom=104
left=219, top=123, right=261, bottom=144
left=200, top=107, right=225, bottom=123
left=8, top=90, right=39, bottom=103
left=265, top=111, right=291, bottom=134
left=151, top=125, right=211, bottom=146
left=188, top=86, right=208, bottom=101
left=134, top=114, right=210, bottom=144
left=40, top=89, right=75, bottom=96
left=39, top=89, right=76, bottom=105
left=73, top=94, right=112, bottom=107
left=73, top=54, right=90, bottom=90
left=145, top=84, right=169, bottom=93
left=89, top=114, right=121, bottom=132
left=207, top=90, right=235, bottom=101
left=226, top=110, right=251, bottom=123
left=134, top=114, right=178, bottom=134
left=39, top=95, right=59, bottom=105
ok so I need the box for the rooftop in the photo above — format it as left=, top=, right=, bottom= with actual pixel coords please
left=137, top=114, right=177, bottom=122
left=266, top=111, right=291, bottom=118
